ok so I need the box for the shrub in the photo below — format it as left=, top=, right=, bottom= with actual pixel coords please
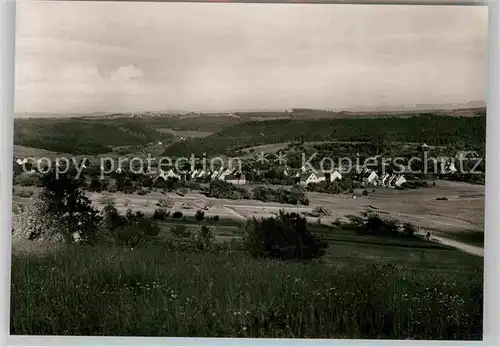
left=101, top=201, right=125, bottom=233
left=252, top=186, right=309, bottom=205
left=361, top=210, right=401, bottom=237
left=17, top=190, right=34, bottom=198
left=137, top=190, right=148, bottom=196
left=213, top=215, right=220, bottom=222
left=172, top=211, right=183, bottom=219
left=195, top=210, right=205, bottom=221
left=37, top=167, right=101, bottom=244
left=206, top=180, right=251, bottom=200
left=171, top=224, right=190, bottom=238
left=153, top=208, right=169, bottom=220
left=116, top=226, right=145, bottom=248
left=17, top=172, right=41, bottom=187
left=332, top=217, right=343, bottom=227
left=345, top=214, right=365, bottom=231
left=243, top=210, right=328, bottom=261
left=362, top=190, right=369, bottom=196
left=193, top=225, right=215, bottom=251
left=312, top=206, right=331, bottom=217
left=156, top=198, right=174, bottom=209
left=403, top=222, right=417, bottom=237
left=98, top=195, right=115, bottom=205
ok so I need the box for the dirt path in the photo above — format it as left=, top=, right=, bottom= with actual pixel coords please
left=223, top=205, right=247, bottom=220
left=429, top=235, right=484, bottom=257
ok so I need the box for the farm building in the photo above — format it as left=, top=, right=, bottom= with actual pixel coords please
left=329, top=170, right=342, bottom=182
left=225, top=174, right=246, bottom=185
left=299, top=171, right=324, bottom=186
left=363, top=171, right=379, bottom=185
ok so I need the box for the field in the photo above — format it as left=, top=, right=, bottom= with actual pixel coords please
left=13, top=178, right=484, bottom=251
left=11, top=221, right=483, bottom=338
left=81, top=180, right=484, bottom=233
left=10, top=179, right=485, bottom=339
left=157, top=128, right=214, bottom=138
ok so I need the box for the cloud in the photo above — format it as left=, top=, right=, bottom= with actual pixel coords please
left=14, top=2, right=487, bottom=113
left=110, top=65, right=144, bottom=81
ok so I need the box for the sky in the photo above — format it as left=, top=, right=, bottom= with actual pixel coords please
left=15, top=2, right=488, bottom=114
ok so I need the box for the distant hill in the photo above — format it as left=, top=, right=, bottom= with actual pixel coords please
left=324, top=100, right=486, bottom=113
left=15, top=101, right=485, bottom=119
left=165, top=112, right=486, bottom=158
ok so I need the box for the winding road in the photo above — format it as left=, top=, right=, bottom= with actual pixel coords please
left=430, top=235, right=484, bottom=257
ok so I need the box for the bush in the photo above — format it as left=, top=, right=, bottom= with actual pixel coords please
left=243, top=210, right=328, bottom=261
left=37, top=167, right=101, bottom=244
left=16, top=173, right=41, bottom=187
left=403, top=222, right=417, bottom=237
left=361, top=210, right=396, bottom=236
left=17, top=190, right=34, bottom=198
left=153, top=208, right=169, bottom=220
left=362, top=190, right=369, bottom=196
left=101, top=201, right=125, bottom=233
left=193, top=225, right=215, bottom=251
left=212, top=215, right=220, bottom=222
left=206, top=180, right=251, bottom=200
left=171, top=224, right=190, bottom=238
left=252, top=186, right=309, bottom=205
left=195, top=210, right=205, bottom=221
left=98, top=194, right=114, bottom=205
left=172, top=211, right=183, bottom=219
left=311, top=206, right=331, bottom=217
left=156, top=198, right=174, bottom=209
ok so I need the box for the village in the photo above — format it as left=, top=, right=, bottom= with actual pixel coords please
left=12, top=145, right=481, bottom=195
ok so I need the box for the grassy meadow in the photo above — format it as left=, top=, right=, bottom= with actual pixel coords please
left=11, top=221, right=483, bottom=339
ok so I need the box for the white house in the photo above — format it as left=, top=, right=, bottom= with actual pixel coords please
left=440, top=160, right=458, bottom=174
left=190, top=169, right=199, bottom=179
left=300, top=165, right=310, bottom=173
left=315, top=172, right=327, bottom=183
left=217, top=168, right=233, bottom=181
left=16, top=158, right=27, bottom=166
left=210, top=169, right=222, bottom=180
left=363, top=171, right=379, bottom=185
left=194, top=169, right=207, bottom=180
left=380, top=173, right=391, bottom=186
left=157, top=169, right=180, bottom=181
left=299, top=172, right=322, bottom=186
left=329, top=170, right=342, bottom=182
left=225, top=174, right=246, bottom=185
left=393, top=175, right=407, bottom=187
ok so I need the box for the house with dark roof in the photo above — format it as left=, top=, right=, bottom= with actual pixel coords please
left=225, top=173, right=246, bottom=185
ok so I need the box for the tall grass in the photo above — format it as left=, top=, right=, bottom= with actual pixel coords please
left=11, top=245, right=482, bottom=339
